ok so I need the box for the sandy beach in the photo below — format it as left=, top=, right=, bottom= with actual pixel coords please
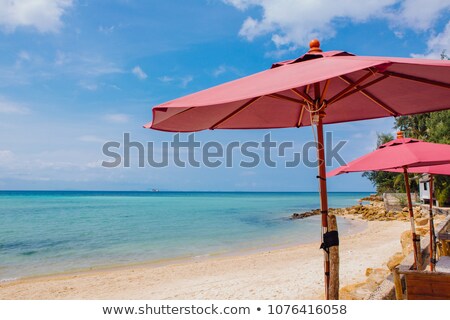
left=0, top=218, right=409, bottom=300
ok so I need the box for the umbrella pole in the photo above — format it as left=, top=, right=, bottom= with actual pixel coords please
left=316, top=117, right=339, bottom=300
left=403, top=167, right=420, bottom=269
left=429, top=175, right=436, bottom=271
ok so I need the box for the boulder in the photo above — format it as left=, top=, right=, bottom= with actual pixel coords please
left=387, top=252, right=405, bottom=270
left=400, top=231, right=413, bottom=256
left=366, top=268, right=390, bottom=288
left=339, top=282, right=370, bottom=300
left=416, top=218, right=428, bottom=227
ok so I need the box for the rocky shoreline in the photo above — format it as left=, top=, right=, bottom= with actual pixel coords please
left=291, top=200, right=446, bottom=224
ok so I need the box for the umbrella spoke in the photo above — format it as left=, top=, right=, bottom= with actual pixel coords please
left=327, top=70, right=376, bottom=105
left=331, top=74, right=389, bottom=105
left=296, top=105, right=305, bottom=127
left=339, top=75, right=399, bottom=116
left=267, top=93, right=307, bottom=105
left=384, top=71, right=450, bottom=89
left=265, top=93, right=306, bottom=127
left=209, top=96, right=262, bottom=129
left=320, top=79, right=331, bottom=104
left=291, top=88, right=314, bottom=104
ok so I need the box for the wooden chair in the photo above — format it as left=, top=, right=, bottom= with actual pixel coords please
left=393, top=269, right=450, bottom=300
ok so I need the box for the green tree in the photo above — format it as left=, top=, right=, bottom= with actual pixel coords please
left=395, top=114, right=429, bottom=139
left=425, top=110, right=450, bottom=205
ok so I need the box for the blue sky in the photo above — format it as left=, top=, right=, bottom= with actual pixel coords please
left=0, top=0, right=449, bottom=191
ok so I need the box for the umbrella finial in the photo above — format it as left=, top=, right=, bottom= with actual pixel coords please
left=397, top=131, right=404, bottom=139
left=309, top=39, right=322, bottom=53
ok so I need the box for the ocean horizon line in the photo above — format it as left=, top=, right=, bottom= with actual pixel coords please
left=0, top=190, right=376, bottom=193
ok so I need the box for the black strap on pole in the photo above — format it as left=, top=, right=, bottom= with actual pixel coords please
left=320, top=230, right=339, bottom=253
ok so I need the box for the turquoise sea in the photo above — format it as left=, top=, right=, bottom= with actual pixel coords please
left=0, top=191, right=370, bottom=281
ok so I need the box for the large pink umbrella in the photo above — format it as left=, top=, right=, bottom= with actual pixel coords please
left=327, top=134, right=450, bottom=269
left=146, top=40, right=450, bottom=299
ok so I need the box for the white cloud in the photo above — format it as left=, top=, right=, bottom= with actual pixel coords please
left=387, top=0, right=450, bottom=31
left=213, top=65, right=227, bottom=77
left=159, top=75, right=193, bottom=87
left=223, top=0, right=450, bottom=49
left=55, top=50, right=69, bottom=66
left=0, top=150, right=14, bottom=164
left=212, top=65, right=241, bottom=77
left=78, top=80, right=98, bottom=91
left=158, top=75, right=174, bottom=83
left=132, top=66, right=148, bottom=80
left=103, top=113, right=130, bottom=123
left=98, top=25, right=115, bottom=34
left=412, top=21, right=450, bottom=59
left=0, top=97, right=30, bottom=114
left=54, top=52, right=123, bottom=76
left=0, top=0, right=73, bottom=33
left=180, top=75, right=193, bottom=88
left=18, top=51, right=31, bottom=61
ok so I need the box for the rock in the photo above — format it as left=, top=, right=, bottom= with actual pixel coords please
left=387, top=252, right=405, bottom=270
left=366, top=268, right=390, bottom=288
left=290, top=210, right=319, bottom=220
left=365, top=268, right=374, bottom=277
left=400, top=230, right=413, bottom=256
left=416, top=227, right=428, bottom=236
left=394, top=213, right=403, bottom=220
left=339, top=282, right=370, bottom=300
left=416, top=218, right=428, bottom=227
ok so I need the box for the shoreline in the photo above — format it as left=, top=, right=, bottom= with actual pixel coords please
left=0, top=215, right=366, bottom=284
left=0, top=215, right=409, bottom=300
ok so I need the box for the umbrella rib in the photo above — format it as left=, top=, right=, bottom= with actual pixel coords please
left=267, top=93, right=307, bottom=105
left=383, top=71, right=450, bottom=89
left=327, top=70, right=376, bottom=105
left=331, top=74, right=389, bottom=105
left=319, top=79, right=331, bottom=104
left=291, top=88, right=314, bottom=104
left=296, top=105, right=305, bottom=127
left=266, top=93, right=307, bottom=127
left=339, top=75, right=400, bottom=116
left=209, top=96, right=262, bottom=129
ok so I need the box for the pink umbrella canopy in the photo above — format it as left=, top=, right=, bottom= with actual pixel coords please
left=145, top=42, right=450, bottom=132
left=327, top=137, right=450, bottom=177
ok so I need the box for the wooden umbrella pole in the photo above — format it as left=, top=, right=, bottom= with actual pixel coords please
left=316, top=116, right=330, bottom=300
left=316, top=114, right=339, bottom=300
left=403, top=167, right=420, bottom=269
left=429, top=175, right=435, bottom=271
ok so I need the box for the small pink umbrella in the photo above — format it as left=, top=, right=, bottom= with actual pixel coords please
left=327, top=133, right=450, bottom=268
left=389, top=164, right=450, bottom=270
left=146, top=40, right=450, bottom=299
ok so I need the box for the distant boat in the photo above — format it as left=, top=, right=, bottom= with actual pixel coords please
left=151, top=189, right=159, bottom=192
